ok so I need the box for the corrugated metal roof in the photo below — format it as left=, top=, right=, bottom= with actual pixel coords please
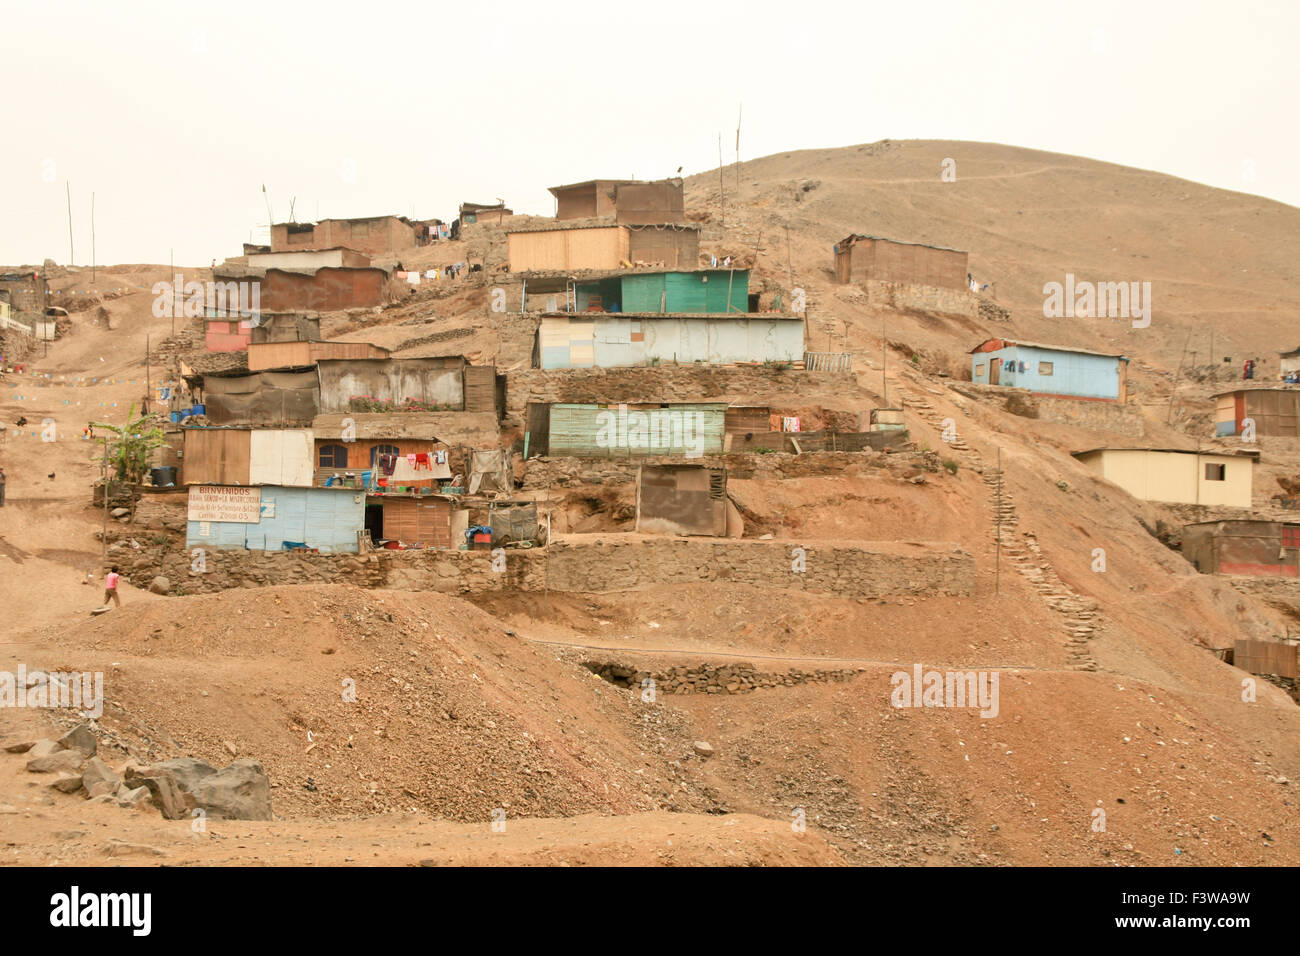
left=970, top=337, right=1128, bottom=360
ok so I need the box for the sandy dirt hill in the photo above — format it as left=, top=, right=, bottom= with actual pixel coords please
left=1, top=140, right=1298, bottom=866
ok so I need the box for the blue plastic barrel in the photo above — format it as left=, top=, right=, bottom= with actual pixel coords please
left=191, top=404, right=206, bottom=416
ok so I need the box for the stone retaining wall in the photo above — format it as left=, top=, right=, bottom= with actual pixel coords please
left=112, top=534, right=973, bottom=599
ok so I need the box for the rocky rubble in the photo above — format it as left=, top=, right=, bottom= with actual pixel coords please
left=586, top=660, right=864, bottom=695
left=9, top=722, right=273, bottom=820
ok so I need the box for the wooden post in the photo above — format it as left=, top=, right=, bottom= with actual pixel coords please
left=100, top=434, right=109, bottom=576
left=65, top=182, right=75, bottom=265
left=717, top=134, right=725, bottom=227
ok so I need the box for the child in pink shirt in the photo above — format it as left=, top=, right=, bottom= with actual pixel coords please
left=104, top=567, right=121, bottom=609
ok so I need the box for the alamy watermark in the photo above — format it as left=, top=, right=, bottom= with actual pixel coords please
left=890, top=664, right=999, bottom=718
left=1043, top=274, right=1150, bottom=328
left=0, top=665, right=103, bottom=718
left=153, top=273, right=260, bottom=322
left=595, top=404, right=707, bottom=458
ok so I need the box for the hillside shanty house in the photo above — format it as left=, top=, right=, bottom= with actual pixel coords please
left=194, top=370, right=320, bottom=426
left=0, top=270, right=48, bottom=326
left=210, top=264, right=395, bottom=313
left=834, top=234, right=968, bottom=289
left=181, top=427, right=315, bottom=487
left=508, top=224, right=628, bottom=272
left=247, top=340, right=391, bottom=372
left=574, top=270, right=749, bottom=314
left=525, top=402, right=726, bottom=458
left=185, top=484, right=363, bottom=553
left=270, top=216, right=415, bottom=257
left=969, top=339, right=1129, bottom=402
left=367, top=495, right=461, bottom=549
left=507, top=224, right=699, bottom=272
left=1212, top=387, right=1300, bottom=437
left=635, top=464, right=730, bottom=536
left=1280, top=347, right=1300, bottom=379
left=249, top=313, right=321, bottom=344
left=204, top=314, right=254, bottom=352
left=548, top=179, right=685, bottom=224
left=245, top=247, right=372, bottom=271
left=315, top=356, right=501, bottom=416
left=1182, top=519, right=1300, bottom=576
left=459, top=201, right=512, bottom=226
left=1071, top=447, right=1257, bottom=508
left=312, top=424, right=452, bottom=492
left=535, top=312, right=803, bottom=369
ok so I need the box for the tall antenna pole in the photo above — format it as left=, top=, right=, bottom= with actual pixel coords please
left=66, top=182, right=75, bottom=265
left=717, top=134, right=725, bottom=228
left=734, top=103, right=742, bottom=191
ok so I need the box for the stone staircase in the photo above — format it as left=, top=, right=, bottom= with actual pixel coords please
left=894, top=380, right=1102, bottom=671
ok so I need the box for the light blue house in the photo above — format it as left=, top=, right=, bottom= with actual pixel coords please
left=186, top=484, right=364, bottom=553
left=969, top=338, right=1129, bottom=402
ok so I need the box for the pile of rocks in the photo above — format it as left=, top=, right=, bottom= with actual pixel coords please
left=586, top=661, right=864, bottom=695
left=10, top=722, right=273, bottom=820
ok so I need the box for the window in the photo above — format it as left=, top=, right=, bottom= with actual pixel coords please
left=975, top=363, right=986, bottom=376
left=319, top=444, right=348, bottom=468
left=1282, top=527, right=1300, bottom=548
left=1205, top=463, right=1226, bottom=481
left=371, top=444, right=401, bottom=466
left=1038, top=361, right=1054, bottom=375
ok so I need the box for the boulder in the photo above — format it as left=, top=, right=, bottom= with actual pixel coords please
left=148, top=576, right=170, bottom=595
left=123, top=766, right=193, bottom=820
left=187, top=759, right=272, bottom=821
left=115, top=785, right=152, bottom=810
left=3, top=741, right=36, bottom=754
left=123, top=757, right=271, bottom=820
left=26, top=739, right=61, bottom=759
left=57, top=723, right=97, bottom=758
left=692, top=741, right=715, bottom=759
left=50, top=773, right=84, bottom=793
left=149, top=757, right=218, bottom=793
left=81, top=757, right=122, bottom=798
left=110, top=508, right=130, bottom=518
left=26, top=750, right=84, bottom=774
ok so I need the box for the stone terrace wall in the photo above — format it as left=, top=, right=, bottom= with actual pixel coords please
left=113, top=534, right=972, bottom=599
left=521, top=448, right=927, bottom=489
left=114, top=546, right=545, bottom=596
left=506, top=365, right=862, bottom=424
left=862, top=279, right=977, bottom=317
left=545, top=536, right=974, bottom=598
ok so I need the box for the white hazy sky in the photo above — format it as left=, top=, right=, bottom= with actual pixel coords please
left=1, top=0, right=1295, bottom=267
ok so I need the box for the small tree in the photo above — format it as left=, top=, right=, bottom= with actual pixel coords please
left=92, top=404, right=167, bottom=484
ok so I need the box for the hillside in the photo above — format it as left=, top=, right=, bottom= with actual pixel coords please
left=1, top=139, right=1298, bottom=867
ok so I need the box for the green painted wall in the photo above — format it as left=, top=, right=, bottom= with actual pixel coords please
left=577, top=271, right=748, bottom=314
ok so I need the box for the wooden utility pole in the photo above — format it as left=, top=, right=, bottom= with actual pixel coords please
left=66, top=182, right=75, bottom=265
left=717, top=134, right=725, bottom=227
left=90, top=192, right=96, bottom=282
left=1209, top=325, right=1215, bottom=383
left=785, top=225, right=793, bottom=289
left=100, top=434, right=109, bottom=574
left=1166, top=328, right=1194, bottom=424
left=734, top=103, right=742, bottom=192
